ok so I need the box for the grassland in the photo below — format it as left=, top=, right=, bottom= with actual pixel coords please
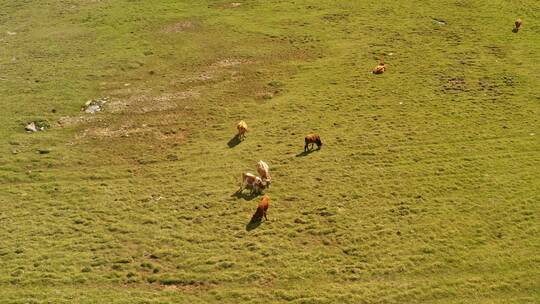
left=0, top=0, right=539, bottom=303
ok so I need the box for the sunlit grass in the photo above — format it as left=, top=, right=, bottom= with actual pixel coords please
left=0, top=0, right=539, bottom=303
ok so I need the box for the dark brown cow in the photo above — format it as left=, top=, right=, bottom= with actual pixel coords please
left=252, top=195, right=270, bottom=221
left=515, top=18, right=523, bottom=31
left=304, top=134, right=323, bottom=152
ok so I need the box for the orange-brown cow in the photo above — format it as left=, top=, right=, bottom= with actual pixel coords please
left=252, top=195, right=270, bottom=221
left=372, top=62, right=386, bottom=74
left=304, top=134, right=323, bottom=152
left=237, top=120, right=248, bottom=140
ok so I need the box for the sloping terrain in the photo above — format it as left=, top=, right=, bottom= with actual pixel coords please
left=0, top=1, right=539, bottom=303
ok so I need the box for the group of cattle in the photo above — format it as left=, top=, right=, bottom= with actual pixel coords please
left=239, top=160, right=271, bottom=195
left=233, top=18, right=525, bottom=223
left=235, top=121, right=323, bottom=222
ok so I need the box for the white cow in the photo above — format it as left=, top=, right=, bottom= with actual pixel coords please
left=237, top=120, right=248, bottom=140
left=239, top=172, right=265, bottom=195
left=256, top=160, right=271, bottom=187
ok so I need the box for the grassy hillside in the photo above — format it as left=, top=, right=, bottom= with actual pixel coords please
left=1, top=0, right=539, bottom=303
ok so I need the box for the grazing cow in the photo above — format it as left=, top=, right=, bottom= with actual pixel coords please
left=515, top=18, right=523, bottom=31
left=256, top=160, right=271, bottom=187
left=304, top=134, right=323, bottom=152
left=237, top=120, right=248, bottom=140
left=372, top=62, right=386, bottom=74
left=239, top=172, right=265, bottom=195
left=252, top=195, right=270, bottom=221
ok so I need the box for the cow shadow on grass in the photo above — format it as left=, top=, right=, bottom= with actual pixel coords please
left=245, top=217, right=262, bottom=231
left=227, top=135, right=242, bottom=148
left=231, top=190, right=258, bottom=201
left=295, top=148, right=320, bottom=157
left=245, top=205, right=268, bottom=231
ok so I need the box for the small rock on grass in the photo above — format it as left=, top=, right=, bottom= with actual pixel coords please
left=25, top=122, right=38, bottom=132
left=25, top=120, right=50, bottom=132
left=82, top=97, right=109, bottom=114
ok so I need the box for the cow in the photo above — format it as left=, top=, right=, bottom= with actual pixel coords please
left=372, top=62, right=386, bottom=74
left=515, top=18, right=523, bottom=31
left=239, top=172, right=265, bottom=195
left=251, top=195, right=270, bottom=221
left=304, top=134, right=323, bottom=152
left=237, top=120, right=248, bottom=140
left=256, top=160, right=271, bottom=187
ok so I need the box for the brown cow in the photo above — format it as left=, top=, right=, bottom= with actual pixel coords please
left=237, top=120, right=248, bottom=140
left=304, top=134, right=323, bottom=152
left=251, top=195, right=270, bottom=221
left=239, top=172, right=265, bottom=195
left=515, top=18, right=523, bottom=31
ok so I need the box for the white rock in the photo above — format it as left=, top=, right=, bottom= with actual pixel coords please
left=25, top=122, right=38, bottom=132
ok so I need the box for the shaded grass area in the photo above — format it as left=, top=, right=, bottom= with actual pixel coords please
left=0, top=0, right=539, bottom=303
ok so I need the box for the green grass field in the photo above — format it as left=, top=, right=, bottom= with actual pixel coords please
left=1, top=1, right=539, bottom=303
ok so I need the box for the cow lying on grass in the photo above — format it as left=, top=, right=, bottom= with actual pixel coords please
left=372, top=62, right=386, bottom=74
left=304, top=134, right=323, bottom=152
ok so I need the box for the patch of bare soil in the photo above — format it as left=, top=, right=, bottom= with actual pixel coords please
left=173, top=58, right=251, bottom=84
left=79, top=124, right=187, bottom=141
left=156, top=129, right=186, bottom=141
left=160, top=282, right=215, bottom=292
left=57, top=115, right=101, bottom=127
left=220, top=2, right=242, bottom=9
left=213, top=58, right=244, bottom=68
left=80, top=126, right=148, bottom=139
left=64, top=55, right=252, bottom=142
left=162, top=20, right=196, bottom=33
left=58, top=88, right=197, bottom=143
left=107, top=89, right=200, bottom=114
